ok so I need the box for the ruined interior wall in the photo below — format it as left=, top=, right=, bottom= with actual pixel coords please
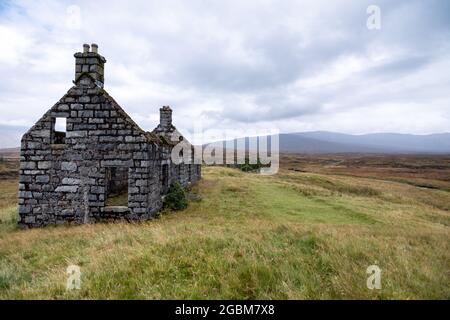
left=190, top=163, right=202, bottom=184
left=106, top=167, right=128, bottom=195
left=158, top=144, right=201, bottom=191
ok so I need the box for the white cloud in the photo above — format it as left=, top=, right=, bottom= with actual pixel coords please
left=0, top=0, right=449, bottom=148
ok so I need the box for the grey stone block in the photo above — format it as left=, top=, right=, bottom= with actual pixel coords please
left=55, top=185, right=79, bottom=193
left=38, top=161, right=52, bottom=169
left=61, top=162, right=77, bottom=171
left=62, top=178, right=81, bottom=185
left=20, top=161, right=36, bottom=170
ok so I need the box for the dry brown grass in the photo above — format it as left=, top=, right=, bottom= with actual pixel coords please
left=0, top=156, right=449, bottom=299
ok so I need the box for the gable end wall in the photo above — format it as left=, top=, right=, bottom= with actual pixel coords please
left=18, top=79, right=164, bottom=227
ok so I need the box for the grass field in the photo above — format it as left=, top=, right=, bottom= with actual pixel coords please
left=0, top=156, right=449, bottom=299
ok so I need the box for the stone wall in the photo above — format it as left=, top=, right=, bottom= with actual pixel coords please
left=18, top=76, right=162, bottom=227
left=18, top=44, right=201, bottom=228
left=74, top=43, right=106, bottom=88
left=159, top=106, right=173, bottom=131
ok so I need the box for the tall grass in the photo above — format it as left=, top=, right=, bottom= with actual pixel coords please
left=0, top=166, right=448, bottom=299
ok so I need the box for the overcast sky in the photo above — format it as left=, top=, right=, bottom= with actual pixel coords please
left=0, top=0, right=449, bottom=147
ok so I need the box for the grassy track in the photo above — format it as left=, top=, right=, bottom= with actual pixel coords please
left=0, top=166, right=449, bottom=299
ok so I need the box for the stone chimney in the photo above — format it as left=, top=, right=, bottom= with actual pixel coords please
left=74, top=43, right=106, bottom=87
left=159, top=106, right=173, bottom=131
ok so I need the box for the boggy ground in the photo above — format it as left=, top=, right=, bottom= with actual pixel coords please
left=0, top=155, right=449, bottom=299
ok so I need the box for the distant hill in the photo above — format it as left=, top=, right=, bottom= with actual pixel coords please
left=2, top=126, right=450, bottom=154
left=280, top=132, right=450, bottom=154
left=205, top=132, right=450, bottom=155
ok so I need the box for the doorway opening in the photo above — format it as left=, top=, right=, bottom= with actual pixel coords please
left=161, top=164, right=169, bottom=194
left=105, top=167, right=129, bottom=207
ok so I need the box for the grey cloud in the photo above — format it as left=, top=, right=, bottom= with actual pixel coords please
left=360, top=55, right=432, bottom=80
left=0, top=0, right=449, bottom=147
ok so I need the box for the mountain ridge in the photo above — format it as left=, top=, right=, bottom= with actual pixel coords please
left=203, top=131, right=450, bottom=154
left=284, top=131, right=450, bottom=154
left=1, top=126, right=449, bottom=154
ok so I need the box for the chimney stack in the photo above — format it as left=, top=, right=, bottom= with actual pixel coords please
left=74, top=43, right=106, bottom=87
left=159, top=106, right=173, bottom=131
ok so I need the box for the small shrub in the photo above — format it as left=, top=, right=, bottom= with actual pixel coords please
left=164, top=182, right=188, bottom=210
left=230, top=157, right=269, bottom=173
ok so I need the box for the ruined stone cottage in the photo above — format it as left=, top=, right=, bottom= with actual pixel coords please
left=18, top=44, right=201, bottom=228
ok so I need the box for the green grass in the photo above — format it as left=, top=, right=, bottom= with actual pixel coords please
left=253, top=183, right=377, bottom=224
left=105, top=191, right=128, bottom=207
left=0, top=166, right=449, bottom=299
